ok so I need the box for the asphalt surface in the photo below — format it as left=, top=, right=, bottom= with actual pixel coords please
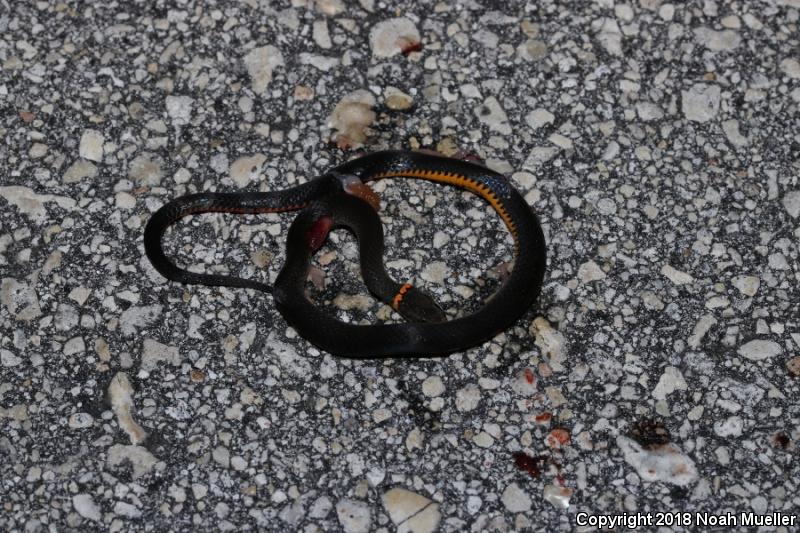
left=1, top=0, right=799, bottom=531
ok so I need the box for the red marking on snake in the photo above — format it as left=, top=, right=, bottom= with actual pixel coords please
left=307, top=216, right=333, bottom=251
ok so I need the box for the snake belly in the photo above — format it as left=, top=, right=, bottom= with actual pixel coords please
left=273, top=150, right=547, bottom=358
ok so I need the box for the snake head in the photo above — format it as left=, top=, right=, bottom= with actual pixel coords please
left=330, top=171, right=381, bottom=211
left=393, top=284, right=447, bottom=323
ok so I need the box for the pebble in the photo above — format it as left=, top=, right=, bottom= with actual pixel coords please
left=722, top=119, right=748, bottom=147
left=119, top=305, right=163, bottom=336
left=140, top=338, right=181, bottom=371
left=420, top=261, right=450, bottom=284
left=313, top=20, right=332, bottom=49
left=165, top=95, right=194, bottom=125
left=421, top=376, right=445, bottom=397
left=787, top=357, right=800, bottom=377
left=108, top=372, right=147, bottom=444
left=693, top=27, right=741, bottom=51
left=652, top=366, right=688, bottom=400
left=384, top=86, right=414, bottom=110
left=475, top=96, right=511, bottom=135
left=229, top=154, right=266, bottom=188
left=72, top=494, right=102, bottom=522
left=106, top=444, right=157, bottom=479
left=244, top=45, right=284, bottom=93
left=661, top=265, right=693, bottom=285
left=714, top=416, right=744, bottom=437
left=782, top=190, right=800, bottom=218
left=455, top=384, right=481, bottom=412
left=382, top=488, right=439, bottom=533
left=617, top=436, right=698, bottom=486
left=68, top=412, right=94, bottom=429
left=335, top=499, right=371, bottom=533
left=328, top=90, right=376, bottom=148
left=369, top=18, right=420, bottom=58
left=128, top=153, right=164, bottom=186
left=525, top=108, right=554, bottom=129
left=543, top=485, right=572, bottom=509
left=737, top=340, right=782, bottom=361
left=501, top=483, right=531, bottom=513
left=681, top=84, right=721, bottom=122
left=779, top=58, right=800, bottom=79
left=63, top=159, right=98, bottom=183
left=79, top=130, right=104, bottom=162
left=577, top=260, right=605, bottom=282
left=1, top=349, right=21, bottom=367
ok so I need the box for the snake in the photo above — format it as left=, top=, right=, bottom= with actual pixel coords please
left=144, top=150, right=547, bottom=358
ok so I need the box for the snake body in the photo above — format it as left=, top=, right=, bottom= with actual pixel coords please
left=144, top=150, right=547, bottom=358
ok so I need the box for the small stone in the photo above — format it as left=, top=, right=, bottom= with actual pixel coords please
left=1, top=349, right=21, bottom=367
left=313, top=20, right=332, bottom=49
left=72, top=494, right=102, bottom=522
left=328, top=90, right=376, bottom=148
left=115, top=191, right=136, bottom=210
left=335, top=499, right=371, bottom=533
left=64, top=336, right=86, bottom=355
left=420, top=261, right=451, bottom=284
left=652, top=366, right=688, bottom=400
left=661, top=265, right=693, bottom=285
left=617, top=436, right=698, bottom=486
left=525, top=108, right=554, bottom=129
left=432, top=231, right=449, bottom=248
left=779, top=58, right=800, bottom=79
left=128, top=153, right=164, bottom=186
left=29, top=143, right=48, bottom=158
left=455, top=384, right=481, bottom=412
left=782, top=191, right=800, bottom=218
left=517, top=39, right=548, bottom=61
left=141, top=338, right=181, bottom=371
left=229, top=154, right=267, bottom=188
left=722, top=119, right=748, bottom=147
left=578, top=260, right=605, bottom=282
left=79, top=130, right=104, bottom=162
left=244, top=45, right=284, bottom=94
left=63, top=159, right=98, bottom=183
left=548, top=133, right=572, bottom=149
left=721, top=15, right=741, bottom=29
left=108, top=372, right=147, bottom=444
left=68, top=412, right=94, bottom=429
left=119, top=305, right=162, bottom=336
left=714, top=415, right=744, bottom=437
left=732, top=275, right=760, bottom=296
left=682, top=84, right=721, bottom=122
left=693, top=27, right=740, bottom=51
left=636, top=102, right=663, bottom=121
left=165, top=95, right=194, bottom=125
left=543, top=485, right=572, bottom=510
left=107, top=444, right=157, bottom=479
left=421, top=376, right=445, bottom=397
left=382, top=488, right=433, bottom=527
left=114, top=501, right=141, bottom=518
left=501, top=483, right=531, bottom=513
left=786, top=357, right=800, bottom=377
left=369, top=17, right=420, bottom=58
left=384, top=86, right=413, bottom=110
left=738, top=340, right=782, bottom=361
left=475, top=96, right=511, bottom=135
left=473, top=432, right=494, bottom=448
